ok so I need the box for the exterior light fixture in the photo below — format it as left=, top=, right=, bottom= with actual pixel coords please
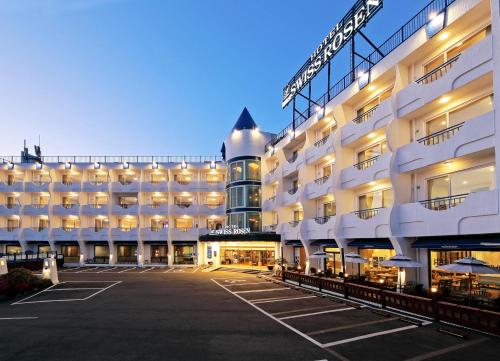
left=316, top=106, right=325, bottom=120
left=65, top=162, right=71, bottom=170
left=426, top=12, right=445, bottom=38
left=152, top=161, right=158, bottom=169
left=7, top=162, right=14, bottom=170
left=94, top=162, right=100, bottom=169
left=123, top=161, right=129, bottom=169
left=439, top=96, right=450, bottom=104
left=181, top=160, right=187, bottom=169
left=210, top=161, right=216, bottom=169
left=358, top=70, right=370, bottom=90
left=36, top=162, right=43, bottom=170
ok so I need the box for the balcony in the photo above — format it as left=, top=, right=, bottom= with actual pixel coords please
left=53, top=181, right=81, bottom=192
left=198, top=204, right=225, bottom=215
left=397, top=36, right=493, bottom=118
left=82, top=181, right=109, bottom=192
left=282, top=187, right=301, bottom=206
left=0, top=182, right=23, bottom=192
left=169, top=203, right=198, bottom=215
left=306, top=134, right=334, bottom=164
left=140, top=227, right=168, bottom=241
left=305, top=176, right=333, bottom=200
left=279, top=221, right=302, bottom=241
left=22, top=228, right=50, bottom=241
left=394, top=190, right=499, bottom=237
left=52, top=204, right=79, bottom=216
left=139, top=204, right=169, bottom=215
left=263, top=196, right=277, bottom=211
left=50, top=227, right=79, bottom=241
left=263, top=224, right=278, bottom=232
left=340, top=152, right=391, bottom=189
left=112, top=204, right=139, bottom=215
left=22, top=204, right=49, bottom=216
left=80, top=227, right=109, bottom=241
left=81, top=204, right=109, bottom=216
left=141, top=182, right=168, bottom=192
left=111, top=181, right=140, bottom=193
left=0, top=204, right=21, bottom=216
left=341, top=207, right=391, bottom=238
left=169, top=180, right=198, bottom=192
left=0, top=227, right=20, bottom=241
left=396, top=112, right=495, bottom=173
left=264, top=165, right=280, bottom=185
left=198, top=181, right=225, bottom=192
left=282, top=152, right=305, bottom=177
left=304, top=216, right=336, bottom=240
left=111, top=227, right=138, bottom=241
left=170, top=227, right=199, bottom=241
left=25, top=182, right=50, bottom=192
left=341, top=100, right=393, bottom=146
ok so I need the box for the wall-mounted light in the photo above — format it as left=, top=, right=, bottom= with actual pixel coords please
left=93, top=162, right=100, bottom=169
left=210, top=161, right=216, bottom=170
left=123, top=161, right=129, bottom=169
left=65, top=162, right=72, bottom=170
left=316, top=106, right=325, bottom=120
left=426, top=12, right=445, bottom=39
left=36, top=162, right=43, bottom=170
left=357, top=70, right=370, bottom=90
left=152, top=161, right=158, bottom=169
left=181, top=160, right=187, bottom=169
left=7, top=162, right=14, bottom=170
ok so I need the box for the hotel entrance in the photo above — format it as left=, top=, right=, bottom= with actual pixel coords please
left=220, top=242, right=275, bottom=267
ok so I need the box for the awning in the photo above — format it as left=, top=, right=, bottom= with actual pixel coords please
left=0, top=240, right=21, bottom=245
left=85, top=240, right=109, bottom=245
left=172, top=240, right=197, bottom=246
left=348, top=238, right=393, bottom=249
left=26, top=241, right=50, bottom=245
left=54, top=240, right=79, bottom=245
left=199, top=232, right=280, bottom=242
left=113, top=241, right=138, bottom=246
left=412, top=234, right=500, bottom=250
left=285, top=240, right=303, bottom=246
left=143, top=240, right=168, bottom=245
left=310, top=239, right=338, bottom=247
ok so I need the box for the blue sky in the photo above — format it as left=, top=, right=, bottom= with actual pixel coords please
left=0, top=0, right=430, bottom=157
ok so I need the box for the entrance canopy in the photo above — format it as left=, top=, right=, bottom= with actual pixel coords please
left=199, top=232, right=280, bottom=242
left=172, top=240, right=197, bottom=246
left=310, top=239, right=338, bottom=247
left=285, top=240, right=302, bottom=246
left=348, top=238, right=393, bottom=249
left=412, top=234, right=500, bottom=249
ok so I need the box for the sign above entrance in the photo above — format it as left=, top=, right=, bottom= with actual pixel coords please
left=281, top=0, right=383, bottom=108
left=209, top=225, right=250, bottom=236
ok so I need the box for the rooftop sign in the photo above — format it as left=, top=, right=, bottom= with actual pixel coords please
left=281, top=0, right=383, bottom=108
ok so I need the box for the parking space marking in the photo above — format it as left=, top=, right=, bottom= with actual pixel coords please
left=118, top=267, right=136, bottom=273
left=0, top=317, right=39, bottom=321
left=12, top=281, right=122, bottom=305
left=76, top=267, right=99, bottom=273
left=140, top=267, right=155, bottom=273
left=224, top=282, right=269, bottom=286
left=271, top=305, right=344, bottom=316
left=252, top=295, right=316, bottom=304
left=163, top=268, right=174, bottom=273
left=307, top=317, right=400, bottom=336
left=403, top=338, right=487, bottom=361
left=98, top=267, right=117, bottom=273
left=44, top=288, right=103, bottom=291
left=60, top=267, right=80, bottom=273
left=233, top=287, right=289, bottom=294
left=278, top=307, right=354, bottom=320
left=322, top=325, right=419, bottom=348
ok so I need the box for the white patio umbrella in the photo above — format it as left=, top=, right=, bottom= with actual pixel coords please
left=344, top=252, right=368, bottom=264
left=380, top=254, right=423, bottom=292
left=309, top=251, right=328, bottom=259
left=436, top=257, right=500, bottom=302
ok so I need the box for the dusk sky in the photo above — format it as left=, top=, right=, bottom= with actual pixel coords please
left=0, top=0, right=430, bottom=157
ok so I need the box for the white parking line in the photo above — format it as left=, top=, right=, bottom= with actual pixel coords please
left=44, top=288, right=103, bottom=291
left=0, top=317, right=39, bottom=321
left=163, top=268, right=174, bottom=273
left=278, top=307, right=354, bottom=320
left=224, top=282, right=270, bottom=286
left=233, top=287, right=289, bottom=294
left=252, top=295, right=316, bottom=304
left=76, top=267, right=99, bottom=273
left=140, top=267, right=155, bottom=273
left=98, top=267, right=117, bottom=273
left=321, top=325, right=419, bottom=348
left=118, top=267, right=136, bottom=273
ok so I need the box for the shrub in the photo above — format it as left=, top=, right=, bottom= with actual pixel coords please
left=0, top=268, right=52, bottom=300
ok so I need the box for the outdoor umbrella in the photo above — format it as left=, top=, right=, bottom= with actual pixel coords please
left=309, top=251, right=328, bottom=272
left=436, top=257, right=500, bottom=302
left=380, top=254, right=423, bottom=292
left=344, top=252, right=368, bottom=264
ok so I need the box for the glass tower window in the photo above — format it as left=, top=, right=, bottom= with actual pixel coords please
left=246, top=160, right=261, bottom=180
left=246, top=186, right=261, bottom=207
left=229, top=162, right=244, bottom=182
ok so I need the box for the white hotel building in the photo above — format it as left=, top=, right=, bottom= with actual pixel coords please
left=1, top=0, right=499, bottom=290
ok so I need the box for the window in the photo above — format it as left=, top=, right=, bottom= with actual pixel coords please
left=62, top=218, right=80, bottom=231
left=95, top=218, right=109, bottom=231
left=322, top=164, right=332, bottom=178
left=229, top=187, right=244, bottom=208
left=175, top=217, right=193, bottom=230
left=229, top=213, right=245, bottom=228
left=356, top=88, right=392, bottom=116
left=358, top=189, right=393, bottom=210
left=293, top=210, right=303, bottom=222
left=246, top=186, right=261, bottom=207
left=94, top=245, right=109, bottom=258
left=118, top=217, right=137, bottom=230
left=229, top=161, right=244, bottom=182
left=246, top=160, right=261, bottom=180
left=323, top=202, right=336, bottom=217
left=247, top=212, right=261, bottom=232
left=357, top=141, right=387, bottom=163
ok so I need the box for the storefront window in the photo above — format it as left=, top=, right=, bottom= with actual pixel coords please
left=151, top=245, right=168, bottom=264
left=38, top=245, right=51, bottom=254
left=94, top=245, right=109, bottom=263
left=325, top=247, right=342, bottom=275
left=220, top=242, right=275, bottom=267
left=359, top=249, right=396, bottom=284
left=62, top=245, right=80, bottom=262
left=174, top=245, right=195, bottom=264
left=6, top=245, right=22, bottom=255
left=117, top=245, right=137, bottom=263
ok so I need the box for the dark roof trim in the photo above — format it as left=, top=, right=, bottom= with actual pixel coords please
left=348, top=238, right=393, bottom=249
left=227, top=155, right=261, bottom=163
left=310, top=239, right=338, bottom=247
left=199, top=232, right=280, bottom=242
left=232, top=107, right=258, bottom=131
left=412, top=234, right=500, bottom=249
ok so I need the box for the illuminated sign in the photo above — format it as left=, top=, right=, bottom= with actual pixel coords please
left=209, top=225, right=251, bottom=235
left=282, top=0, right=383, bottom=108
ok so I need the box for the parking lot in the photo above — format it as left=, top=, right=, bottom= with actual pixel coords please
left=0, top=268, right=498, bottom=361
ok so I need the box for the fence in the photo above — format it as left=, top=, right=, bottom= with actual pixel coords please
left=282, top=271, right=500, bottom=335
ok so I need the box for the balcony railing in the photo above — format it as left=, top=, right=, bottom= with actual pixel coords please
left=4, top=227, right=20, bottom=232
left=314, top=216, right=333, bottom=224
left=269, top=166, right=279, bottom=175
left=119, top=203, right=136, bottom=209
left=63, top=227, right=77, bottom=232
left=90, top=203, right=106, bottom=208
left=62, top=203, right=78, bottom=209
left=94, top=227, right=107, bottom=232
left=353, top=155, right=380, bottom=170
left=416, top=54, right=460, bottom=85
left=417, top=122, right=465, bottom=146
left=287, top=153, right=298, bottom=164
left=175, top=227, right=192, bottom=232
left=351, top=104, right=379, bottom=125
left=175, top=202, right=193, bottom=208
left=288, top=220, right=301, bottom=227
left=207, top=203, right=223, bottom=208
left=287, top=187, right=299, bottom=195
left=419, top=193, right=468, bottom=211
left=314, top=175, right=330, bottom=185
left=1, top=155, right=223, bottom=164
left=353, top=207, right=383, bottom=220
left=31, top=203, right=48, bottom=209
left=314, top=135, right=330, bottom=147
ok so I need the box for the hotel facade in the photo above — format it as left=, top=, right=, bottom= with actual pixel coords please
left=1, top=0, right=500, bottom=290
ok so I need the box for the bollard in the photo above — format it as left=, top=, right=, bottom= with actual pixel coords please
left=0, top=258, right=7, bottom=275
left=42, top=258, right=59, bottom=284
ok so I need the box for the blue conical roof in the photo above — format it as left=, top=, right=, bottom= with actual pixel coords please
left=232, top=107, right=258, bottom=131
